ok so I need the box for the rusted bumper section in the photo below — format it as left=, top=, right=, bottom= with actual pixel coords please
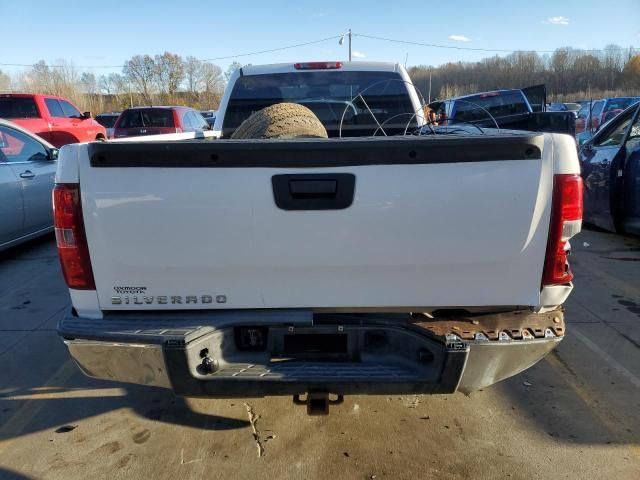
left=409, top=309, right=565, bottom=393
left=410, top=308, right=564, bottom=341
left=58, top=308, right=564, bottom=397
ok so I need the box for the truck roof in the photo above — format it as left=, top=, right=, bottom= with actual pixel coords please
left=0, top=93, right=70, bottom=101
left=240, top=61, right=401, bottom=76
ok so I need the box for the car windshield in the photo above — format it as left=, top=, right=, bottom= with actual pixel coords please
left=117, top=109, right=174, bottom=128
left=0, top=97, right=39, bottom=118
left=451, top=91, right=529, bottom=122
left=96, top=115, right=119, bottom=128
left=223, top=70, right=418, bottom=137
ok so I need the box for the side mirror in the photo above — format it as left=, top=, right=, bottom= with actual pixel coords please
left=82, top=111, right=92, bottom=119
left=48, top=148, right=59, bottom=160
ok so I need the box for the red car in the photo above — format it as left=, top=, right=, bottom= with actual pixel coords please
left=0, top=93, right=106, bottom=147
left=112, top=106, right=210, bottom=138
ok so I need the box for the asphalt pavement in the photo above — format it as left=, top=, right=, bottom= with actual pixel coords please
left=0, top=229, right=638, bottom=480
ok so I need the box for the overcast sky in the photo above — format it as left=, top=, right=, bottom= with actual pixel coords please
left=2, top=0, right=638, bottom=76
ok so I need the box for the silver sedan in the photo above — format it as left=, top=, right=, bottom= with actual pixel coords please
left=0, top=118, right=59, bottom=251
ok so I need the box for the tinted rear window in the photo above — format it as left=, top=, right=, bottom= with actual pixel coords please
left=96, top=115, right=119, bottom=128
left=452, top=92, right=529, bottom=122
left=0, top=97, right=39, bottom=118
left=117, top=109, right=174, bottom=128
left=223, top=71, right=417, bottom=137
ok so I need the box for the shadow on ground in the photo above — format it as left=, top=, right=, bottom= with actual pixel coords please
left=0, top=379, right=249, bottom=443
left=0, top=467, right=35, bottom=480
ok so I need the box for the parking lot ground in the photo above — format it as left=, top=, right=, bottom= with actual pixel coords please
left=0, top=229, right=639, bottom=480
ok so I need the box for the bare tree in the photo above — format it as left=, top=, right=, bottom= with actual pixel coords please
left=184, top=56, right=202, bottom=94
left=201, top=62, right=223, bottom=92
left=602, top=45, right=624, bottom=90
left=154, top=52, right=184, bottom=96
left=98, top=74, right=115, bottom=95
left=123, top=55, right=156, bottom=104
left=411, top=45, right=640, bottom=102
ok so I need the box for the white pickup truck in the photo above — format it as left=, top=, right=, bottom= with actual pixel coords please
left=55, top=61, right=582, bottom=413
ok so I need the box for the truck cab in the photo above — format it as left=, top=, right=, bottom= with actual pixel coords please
left=215, top=61, right=425, bottom=138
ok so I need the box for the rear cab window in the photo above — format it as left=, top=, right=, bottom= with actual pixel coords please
left=0, top=97, right=40, bottom=118
left=451, top=91, right=529, bottom=123
left=117, top=109, right=175, bottom=128
left=223, top=70, right=417, bottom=137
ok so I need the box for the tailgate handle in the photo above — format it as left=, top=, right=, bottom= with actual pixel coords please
left=272, top=173, right=355, bottom=210
left=289, top=179, right=337, bottom=198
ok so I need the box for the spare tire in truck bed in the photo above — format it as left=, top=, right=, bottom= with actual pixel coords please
left=230, top=102, right=328, bottom=139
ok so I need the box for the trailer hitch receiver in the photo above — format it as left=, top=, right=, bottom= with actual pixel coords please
left=293, top=392, right=344, bottom=415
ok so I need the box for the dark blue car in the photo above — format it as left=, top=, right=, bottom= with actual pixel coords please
left=579, top=101, right=640, bottom=234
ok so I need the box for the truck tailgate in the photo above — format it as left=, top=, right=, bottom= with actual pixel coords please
left=78, top=135, right=553, bottom=311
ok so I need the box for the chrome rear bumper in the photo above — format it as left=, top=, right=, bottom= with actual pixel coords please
left=59, top=309, right=564, bottom=397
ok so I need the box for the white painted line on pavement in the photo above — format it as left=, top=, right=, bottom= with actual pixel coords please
left=572, top=326, right=640, bottom=389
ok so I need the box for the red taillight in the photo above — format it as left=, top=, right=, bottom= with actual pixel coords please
left=542, top=174, right=583, bottom=286
left=53, top=184, right=95, bottom=290
left=294, top=61, right=343, bottom=70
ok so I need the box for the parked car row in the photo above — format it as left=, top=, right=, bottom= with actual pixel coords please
left=575, top=97, right=640, bottom=134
